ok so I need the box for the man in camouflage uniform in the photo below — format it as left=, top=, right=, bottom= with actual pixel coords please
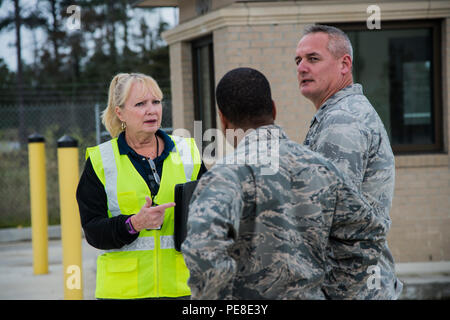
left=182, top=67, right=388, bottom=299
left=295, top=24, right=402, bottom=299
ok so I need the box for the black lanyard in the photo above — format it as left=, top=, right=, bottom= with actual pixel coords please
left=147, top=136, right=161, bottom=204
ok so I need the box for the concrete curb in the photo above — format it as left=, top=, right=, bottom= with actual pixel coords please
left=396, top=261, right=450, bottom=276
left=0, top=225, right=84, bottom=243
left=396, top=261, right=450, bottom=299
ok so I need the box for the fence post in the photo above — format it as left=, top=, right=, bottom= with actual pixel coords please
left=57, top=135, right=83, bottom=300
left=95, top=103, right=101, bottom=145
left=28, top=133, right=49, bottom=275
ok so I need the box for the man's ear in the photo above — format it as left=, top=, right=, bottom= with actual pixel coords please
left=218, top=110, right=230, bottom=132
left=340, top=54, right=352, bottom=76
left=272, top=100, right=277, bottom=122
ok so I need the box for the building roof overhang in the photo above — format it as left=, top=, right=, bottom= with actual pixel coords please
left=132, top=0, right=178, bottom=8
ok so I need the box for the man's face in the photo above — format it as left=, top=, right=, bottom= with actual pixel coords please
left=295, top=32, right=343, bottom=108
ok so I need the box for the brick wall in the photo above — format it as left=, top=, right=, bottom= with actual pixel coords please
left=214, top=24, right=315, bottom=143
left=389, top=163, right=450, bottom=262
left=169, top=41, right=195, bottom=134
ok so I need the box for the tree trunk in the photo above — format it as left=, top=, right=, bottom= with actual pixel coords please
left=49, top=0, right=60, bottom=68
left=14, top=0, right=26, bottom=145
left=121, top=0, right=129, bottom=53
left=106, top=2, right=117, bottom=65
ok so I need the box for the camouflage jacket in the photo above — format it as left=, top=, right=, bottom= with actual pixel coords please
left=304, top=84, right=402, bottom=299
left=182, top=124, right=388, bottom=299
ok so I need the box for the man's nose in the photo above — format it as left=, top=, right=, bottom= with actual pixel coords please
left=297, top=59, right=308, bottom=74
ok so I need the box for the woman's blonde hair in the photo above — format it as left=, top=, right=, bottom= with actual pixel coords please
left=102, top=73, right=163, bottom=137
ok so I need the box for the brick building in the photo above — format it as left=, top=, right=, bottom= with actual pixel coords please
left=136, top=0, right=450, bottom=263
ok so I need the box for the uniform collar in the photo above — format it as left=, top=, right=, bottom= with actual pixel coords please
left=309, top=83, right=363, bottom=126
left=117, top=129, right=175, bottom=160
left=237, top=124, right=288, bottom=150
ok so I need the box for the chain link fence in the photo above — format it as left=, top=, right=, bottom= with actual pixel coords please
left=0, top=99, right=172, bottom=228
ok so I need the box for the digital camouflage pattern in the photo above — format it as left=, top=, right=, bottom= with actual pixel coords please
left=182, top=124, right=389, bottom=299
left=304, top=83, right=402, bottom=299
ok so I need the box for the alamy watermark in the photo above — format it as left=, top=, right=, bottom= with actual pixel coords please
left=366, top=5, right=381, bottom=30
left=66, top=264, right=81, bottom=290
left=172, top=121, right=280, bottom=176
left=366, top=265, right=381, bottom=290
left=66, top=5, right=81, bottom=31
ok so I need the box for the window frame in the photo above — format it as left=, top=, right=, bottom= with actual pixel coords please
left=191, top=35, right=217, bottom=133
left=332, top=20, right=443, bottom=154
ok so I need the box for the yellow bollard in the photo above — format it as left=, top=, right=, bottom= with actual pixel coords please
left=57, top=135, right=83, bottom=300
left=28, top=133, right=49, bottom=275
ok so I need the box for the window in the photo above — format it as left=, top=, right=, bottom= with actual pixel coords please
left=192, top=35, right=216, bottom=138
left=334, top=20, right=443, bottom=154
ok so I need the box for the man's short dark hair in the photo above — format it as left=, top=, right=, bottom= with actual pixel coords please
left=303, top=24, right=353, bottom=60
left=215, top=67, right=273, bottom=127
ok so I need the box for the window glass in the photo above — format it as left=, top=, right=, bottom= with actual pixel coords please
left=338, top=21, right=442, bottom=153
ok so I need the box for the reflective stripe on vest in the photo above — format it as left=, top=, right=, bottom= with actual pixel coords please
left=160, top=235, right=175, bottom=249
left=172, top=136, right=194, bottom=182
left=99, top=141, right=121, bottom=216
left=106, top=236, right=155, bottom=253
left=104, top=235, right=176, bottom=252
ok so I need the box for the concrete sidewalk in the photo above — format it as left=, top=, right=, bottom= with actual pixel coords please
left=0, top=226, right=449, bottom=300
left=0, top=238, right=98, bottom=300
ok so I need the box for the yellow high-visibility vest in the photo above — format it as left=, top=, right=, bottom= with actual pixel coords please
left=86, top=135, right=201, bottom=299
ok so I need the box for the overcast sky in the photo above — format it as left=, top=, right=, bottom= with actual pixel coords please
left=0, top=1, right=178, bottom=72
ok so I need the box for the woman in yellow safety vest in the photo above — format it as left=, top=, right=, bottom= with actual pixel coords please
left=76, top=73, right=206, bottom=299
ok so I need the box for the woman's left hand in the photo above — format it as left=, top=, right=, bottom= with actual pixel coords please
left=130, top=196, right=175, bottom=231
